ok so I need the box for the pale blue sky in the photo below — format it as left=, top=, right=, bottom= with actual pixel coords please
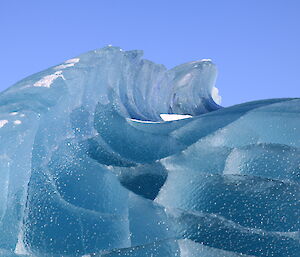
left=0, top=0, right=299, bottom=106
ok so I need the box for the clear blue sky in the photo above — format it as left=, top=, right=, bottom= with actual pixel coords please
left=1, top=0, right=299, bottom=106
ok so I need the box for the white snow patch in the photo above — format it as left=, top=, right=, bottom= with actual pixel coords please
left=34, top=71, right=64, bottom=88
left=128, top=118, right=160, bottom=124
left=20, top=114, right=25, bottom=117
left=13, top=120, right=22, bottom=125
left=55, top=58, right=80, bottom=70
left=55, top=63, right=74, bottom=69
left=160, top=114, right=192, bottom=121
left=65, top=58, right=80, bottom=64
left=201, top=58, right=212, bottom=62
left=0, top=120, right=8, bottom=128
left=212, top=86, right=222, bottom=105
left=9, top=112, right=18, bottom=116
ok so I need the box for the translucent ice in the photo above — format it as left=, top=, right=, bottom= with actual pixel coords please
left=0, top=46, right=299, bottom=256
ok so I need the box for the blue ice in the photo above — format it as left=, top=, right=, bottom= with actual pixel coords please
left=0, top=46, right=299, bottom=256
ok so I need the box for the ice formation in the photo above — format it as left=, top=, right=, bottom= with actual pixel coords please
left=0, top=46, right=299, bottom=257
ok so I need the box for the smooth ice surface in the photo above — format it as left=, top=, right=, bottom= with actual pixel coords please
left=0, top=46, right=299, bottom=256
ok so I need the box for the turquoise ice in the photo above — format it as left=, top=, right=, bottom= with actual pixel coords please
left=0, top=46, right=299, bottom=256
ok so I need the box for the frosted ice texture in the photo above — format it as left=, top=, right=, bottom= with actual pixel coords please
left=0, top=46, right=299, bottom=256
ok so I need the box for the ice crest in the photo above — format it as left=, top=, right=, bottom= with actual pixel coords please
left=0, top=46, right=299, bottom=256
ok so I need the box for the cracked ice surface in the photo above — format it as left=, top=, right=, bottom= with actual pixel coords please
left=0, top=46, right=299, bottom=256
